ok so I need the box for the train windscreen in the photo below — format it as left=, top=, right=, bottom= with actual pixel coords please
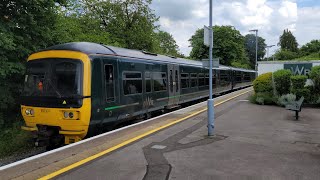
left=21, top=58, right=83, bottom=108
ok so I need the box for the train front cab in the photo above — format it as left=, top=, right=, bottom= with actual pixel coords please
left=21, top=50, right=92, bottom=146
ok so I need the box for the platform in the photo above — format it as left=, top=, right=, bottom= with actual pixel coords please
left=1, top=87, right=320, bottom=180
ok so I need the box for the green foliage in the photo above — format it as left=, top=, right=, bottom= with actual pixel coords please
left=0, top=122, right=34, bottom=158
left=277, top=94, right=296, bottom=106
left=278, top=29, right=298, bottom=52
left=231, top=61, right=251, bottom=69
left=290, top=75, right=309, bottom=100
left=244, top=34, right=266, bottom=68
left=253, top=73, right=273, bottom=93
left=274, top=49, right=298, bottom=60
left=299, top=40, right=320, bottom=56
left=189, top=26, right=250, bottom=68
left=309, top=66, right=320, bottom=92
left=254, top=92, right=275, bottom=105
left=85, top=0, right=159, bottom=52
left=153, top=31, right=181, bottom=57
left=273, top=69, right=292, bottom=95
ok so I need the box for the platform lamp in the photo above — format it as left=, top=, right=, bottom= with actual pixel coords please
left=249, top=29, right=258, bottom=71
left=266, top=45, right=275, bottom=60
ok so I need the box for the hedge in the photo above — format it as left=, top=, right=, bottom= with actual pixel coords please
left=309, top=65, right=320, bottom=92
left=290, top=75, right=309, bottom=100
left=273, top=69, right=292, bottom=95
left=253, top=72, right=273, bottom=93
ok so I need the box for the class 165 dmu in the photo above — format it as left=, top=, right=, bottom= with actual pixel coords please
left=21, top=42, right=256, bottom=147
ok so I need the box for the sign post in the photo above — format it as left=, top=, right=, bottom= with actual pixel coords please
left=207, top=0, right=214, bottom=136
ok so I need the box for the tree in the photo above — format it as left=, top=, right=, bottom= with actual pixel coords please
left=244, top=34, right=266, bottom=68
left=0, top=0, right=65, bottom=126
left=189, top=26, right=250, bottom=67
left=153, top=30, right=181, bottom=57
left=278, top=29, right=298, bottom=52
left=299, top=40, right=320, bottom=56
left=53, top=4, right=113, bottom=46
left=84, top=0, right=158, bottom=51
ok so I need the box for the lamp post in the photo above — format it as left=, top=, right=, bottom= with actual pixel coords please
left=249, top=29, right=258, bottom=71
left=266, top=45, right=275, bottom=59
left=207, top=0, right=214, bottom=136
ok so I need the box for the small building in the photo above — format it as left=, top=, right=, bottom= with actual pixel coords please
left=257, top=60, right=320, bottom=76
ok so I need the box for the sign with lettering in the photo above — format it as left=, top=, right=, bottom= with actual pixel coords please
left=284, top=63, right=312, bottom=75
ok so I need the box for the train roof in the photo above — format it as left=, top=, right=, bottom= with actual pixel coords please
left=43, top=42, right=255, bottom=72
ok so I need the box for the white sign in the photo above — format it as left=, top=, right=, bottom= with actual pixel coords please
left=202, top=58, right=219, bottom=68
left=204, top=25, right=212, bottom=47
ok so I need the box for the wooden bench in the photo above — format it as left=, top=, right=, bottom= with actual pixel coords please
left=285, top=97, right=304, bottom=120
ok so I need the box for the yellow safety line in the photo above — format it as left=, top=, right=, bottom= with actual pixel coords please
left=39, top=89, right=252, bottom=180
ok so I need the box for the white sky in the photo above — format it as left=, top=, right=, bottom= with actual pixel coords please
left=151, top=0, right=320, bottom=56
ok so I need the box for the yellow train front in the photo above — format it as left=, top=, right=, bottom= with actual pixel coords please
left=21, top=46, right=92, bottom=147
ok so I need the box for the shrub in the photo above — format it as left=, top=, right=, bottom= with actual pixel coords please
left=290, top=75, right=310, bottom=100
left=273, top=69, right=292, bottom=95
left=309, top=65, right=320, bottom=92
left=253, top=72, right=273, bottom=93
left=277, top=94, right=296, bottom=106
left=254, top=92, right=276, bottom=105
left=274, top=50, right=298, bottom=60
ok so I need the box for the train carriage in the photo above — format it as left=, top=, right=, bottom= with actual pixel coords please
left=21, top=42, right=255, bottom=147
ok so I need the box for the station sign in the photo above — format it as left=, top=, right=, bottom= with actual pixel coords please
left=284, top=63, right=312, bottom=75
left=202, top=58, right=219, bottom=68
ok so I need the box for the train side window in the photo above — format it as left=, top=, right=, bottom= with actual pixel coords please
left=175, top=70, right=179, bottom=92
left=205, top=74, right=209, bottom=86
left=154, top=72, right=167, bottom=92
left=145, top=72, right=152, bottom=93
left=198, top=73, right=205, bottom=86
left=105, top=64, right=115, bottom=102
left=170, top=70, right=173, bottom=92
left=190, top=73, right=197, bottom=87
left=181, top=73, right=189, bottom=89
left=123, top=72, right=142, bottom=95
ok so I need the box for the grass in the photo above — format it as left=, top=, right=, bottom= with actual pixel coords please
left=0, top=121, right=34, bottom=159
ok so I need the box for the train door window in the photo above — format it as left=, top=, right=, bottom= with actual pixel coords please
left=205, top=74, right=209, bottom=86
left=190, top=73, right=197, bottom=87
left=104, top=64, right=115, bottom=102
left=175, top=70, right=179, bottom=92
left=198, top=73, right=205, bottom=86
left=154, top=72, right=167, bottom=92
left=123, top=72, right=142, bottom=95
left=170, top=70, right=173, bottom=92
left=181, top=73, right=189, bottom=89
left=145, top=72, right=152, bottom=92
left=236, top=71, right=242, bottom=82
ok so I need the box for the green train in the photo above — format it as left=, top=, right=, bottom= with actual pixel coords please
left=21, top=42, right=255, bottom=147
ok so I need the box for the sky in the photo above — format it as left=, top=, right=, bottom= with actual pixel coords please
left=150, top=0, right=320, bottom=57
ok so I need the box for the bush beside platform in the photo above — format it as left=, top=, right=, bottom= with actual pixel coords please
left=250, top=66, right=320, bottom=107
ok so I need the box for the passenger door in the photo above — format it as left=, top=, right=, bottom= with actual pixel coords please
left=102, top=58, right=119, bottom=124
left=167, top=64, right=180, bottom=107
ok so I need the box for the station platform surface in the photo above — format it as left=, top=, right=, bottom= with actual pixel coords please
left=1, top=87, right=320, bottom=180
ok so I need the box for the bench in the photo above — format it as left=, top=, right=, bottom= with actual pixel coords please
left=285, top=97, right=304, bottom=120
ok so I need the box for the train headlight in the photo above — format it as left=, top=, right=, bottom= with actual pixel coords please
left=25, top=109, right=31, bottom=115
left=69, top=112, right=74, bottom=118
left=25, top=109, right=34, bottom=116
left=63, top=111, right=78, bottom=120
left=64, top=112, right=69, bottom=118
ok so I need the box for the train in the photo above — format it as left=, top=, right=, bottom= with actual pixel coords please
left=21, top=42, right=256, bottom=147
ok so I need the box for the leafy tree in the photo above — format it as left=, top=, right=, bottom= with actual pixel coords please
left=0, top=0, right=65, bottom=126
left=299, top=40, right=320, bottom=56
left=244, top=34, right=266, bottom=68
left=274, top=49, right=298, bottom=60
left=278, top=29, right=298, bottom=52
left=153, top=30, right=181, bottom=57
left=189, top=26, right=250, bottom=67
left=53, top=4, right=113, bottom=46
left=84, top=0, right=158, bottom=51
